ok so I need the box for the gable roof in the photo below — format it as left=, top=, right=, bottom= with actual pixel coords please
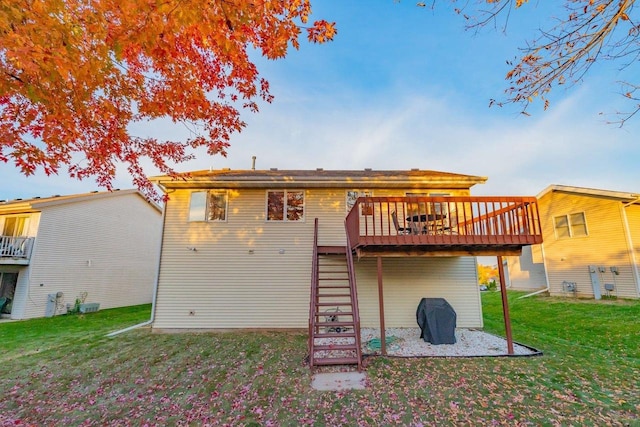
left=151, top=169, right=488, bottom=190
left=0, top=189, right=162, bottom=214
left=537, top=185, right=640, bottom=204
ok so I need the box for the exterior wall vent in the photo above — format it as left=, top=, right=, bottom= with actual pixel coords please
left=316, top=168, right=324, bottom=171
left=270, top=168, right=278, bottom=171
left=364, top=168, right=372, bottom=171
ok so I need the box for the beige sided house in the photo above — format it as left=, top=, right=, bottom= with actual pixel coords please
left=0, top=190, right=162, bottom=319
left=506, top=185, right=640, bottom=299
left=152, top=169, right=542, bottom=369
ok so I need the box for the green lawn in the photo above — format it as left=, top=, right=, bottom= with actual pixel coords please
left=0, top=293, right=638, bottom=426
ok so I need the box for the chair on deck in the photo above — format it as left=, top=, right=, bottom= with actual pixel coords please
left=391, top=211, right=412, bottom=235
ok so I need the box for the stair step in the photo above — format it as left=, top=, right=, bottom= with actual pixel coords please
left=312, top=357, right=360, bottom=366
left=318, top=293, right=352, bottom=298
left=318, top=277, right=349, bottom=280
left=315, top=312, right=353, bottom=317
left=317, top=286, right=351, bottom=291
left=316, top=301, right=352, bottom=307
left=317, top=246, right=347, bottom=254
left=313, top=332, right=356, bottom=339
left=315, top=321, right=355, bottom=327
left=313, top=344, right=358, bottom=351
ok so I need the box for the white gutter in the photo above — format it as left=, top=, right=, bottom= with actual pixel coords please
left=107, top=192, right=168, bottom=337
left=106, top=320, right=152, bottom=337
left=620, top=199, right=640, bottom=298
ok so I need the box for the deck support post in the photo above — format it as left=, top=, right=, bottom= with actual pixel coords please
left=377, top=256, right=386, bottom=356
left=497, top=256, right=514, bottom=354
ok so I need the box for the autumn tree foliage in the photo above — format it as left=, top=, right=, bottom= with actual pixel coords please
left=455, top=0, right=640, bottom=122
left=0, top=0, right=335, bottom=199
left=477, top=263, right=499, bottom=287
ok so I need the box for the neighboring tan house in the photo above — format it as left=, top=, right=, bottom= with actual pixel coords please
left=506, top=185, right=640, bottom=299
left=151, top=169, right=542, bottom=369
left=0, top=190, right=162, bottom=319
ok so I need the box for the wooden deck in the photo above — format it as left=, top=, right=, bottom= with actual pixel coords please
left=345, top=196, right=542, bottom=257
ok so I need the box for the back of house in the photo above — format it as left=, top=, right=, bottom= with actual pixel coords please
left=0, top=190, right=162, bottom=319
left=506, top=185, right=640, bottom=299
left=150, top=168, right=542, bottom=331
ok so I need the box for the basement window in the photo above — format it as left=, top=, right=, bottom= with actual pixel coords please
left=554, top=212, right=588, bottom=239
left=188, top=191, right=228, bottom=222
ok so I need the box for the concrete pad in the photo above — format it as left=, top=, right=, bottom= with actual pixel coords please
left=311, top=372, right=367, bottom=391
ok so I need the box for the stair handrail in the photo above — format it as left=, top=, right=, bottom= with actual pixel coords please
left=344, top=218, right=363, bottom=370
left=308, top=218, right=320, bottom=368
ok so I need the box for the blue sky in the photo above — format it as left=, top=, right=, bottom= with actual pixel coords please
left=1, top=1, right=639, bottom=200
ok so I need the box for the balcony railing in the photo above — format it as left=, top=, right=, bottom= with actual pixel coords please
left=345, top=196, right=542, bottom=256
left=0, top=236, right=35, bottom=263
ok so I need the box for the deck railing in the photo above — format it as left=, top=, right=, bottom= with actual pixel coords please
left=345, top=196, right=542, bottom=249
left=0, top=236, right=35, bottom=261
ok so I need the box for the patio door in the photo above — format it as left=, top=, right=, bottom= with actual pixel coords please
left=0, top=272, right=18, bottom=315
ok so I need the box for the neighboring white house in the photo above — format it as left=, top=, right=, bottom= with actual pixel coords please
left=149, top=169, right=542, bottom=333
left=506, top=185, right=640, bottom=299
left=0, top=190, right=163, bottom=319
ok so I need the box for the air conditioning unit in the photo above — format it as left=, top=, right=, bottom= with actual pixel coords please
left=78, top=303, right=100, bottom=313
left=562, top=281, right=576, bottom=293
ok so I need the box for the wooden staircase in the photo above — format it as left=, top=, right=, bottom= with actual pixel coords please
left=308, top=219, right=362, bottom=370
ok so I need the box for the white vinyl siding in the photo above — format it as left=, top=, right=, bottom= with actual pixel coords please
left=153, top=187, right=483, bottom=329
left=505, top=246, right=547, bottom=290
left=540, top=192, right=638, bottom=299
left=17, top=193, right=161, bottom=319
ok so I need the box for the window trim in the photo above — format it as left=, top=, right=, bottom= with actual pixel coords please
left=553, top=211, right=588, bottom=239
left=188, top=190, right=228, bottom=222
left=265, top=189, right=305, bottom=222
left=1, top=215, right=30, bottom=237
left=346, top=190, right=373, bottom=215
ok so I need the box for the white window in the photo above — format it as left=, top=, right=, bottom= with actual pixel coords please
left=188, top=191, right=228, bottom=222
left=554, top=212, right=587, bottom=238
left=267, top=190, right=304, bottom=222
left=1, top=216, right=29, bottom=237
left=428, top=193, right=451, bottom=215
left=346, top=190, right=373, bottom=215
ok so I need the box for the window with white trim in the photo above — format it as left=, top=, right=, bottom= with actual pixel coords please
left=554, top=212, right=587, bottom=238
left=1, top=215, right=29, bottom=237
left=188, top=191, right=228, bottom=222
left=266, top=190, right=304, bottom=221
left=346, top=190, right=373, bottom=215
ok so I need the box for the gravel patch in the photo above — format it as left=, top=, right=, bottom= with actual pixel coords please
left=361, top=328, right=538, bottom=357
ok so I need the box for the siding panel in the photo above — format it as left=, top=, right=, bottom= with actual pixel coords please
left=154, top=188, right=482, bottom=329
left=541, top=192, right=638, bottom=298
left=21, top=193, right=161, bottom=319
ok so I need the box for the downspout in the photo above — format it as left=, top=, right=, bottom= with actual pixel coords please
left=107, top=188, right=169, bottom=337
left=621, top=198, right=640, bottom=298
left=517, top=242, right=551, bottom=299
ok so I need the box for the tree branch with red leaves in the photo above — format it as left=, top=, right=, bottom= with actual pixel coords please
left=0, top=0, right=336, bottom=200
